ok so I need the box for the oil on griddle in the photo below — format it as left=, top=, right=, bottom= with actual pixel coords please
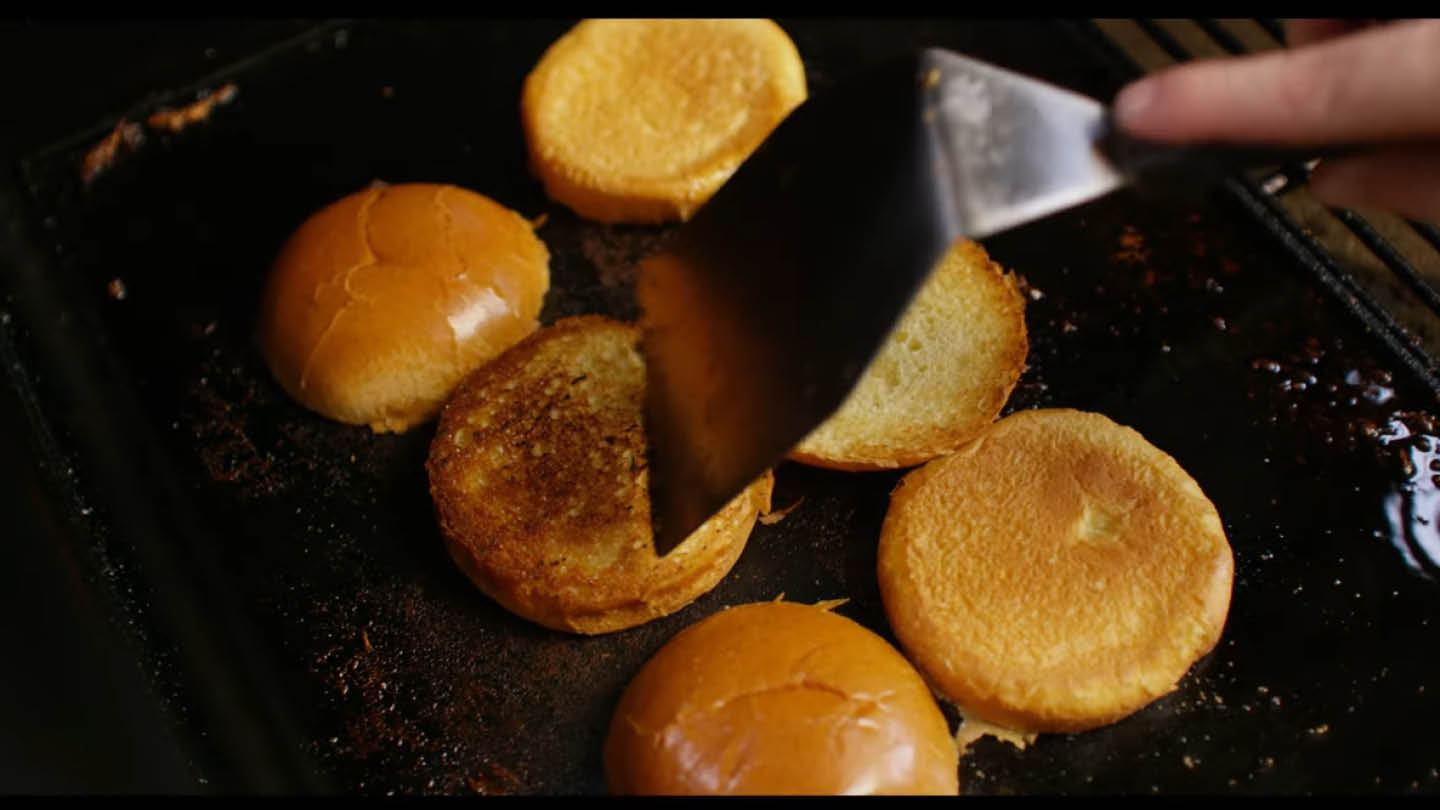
left=17, top=20, right=1440, bottom=795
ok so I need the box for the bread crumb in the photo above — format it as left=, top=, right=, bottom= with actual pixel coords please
left=953, top=710, right=1037, bottom=755
left=758, top=495, right=804, bottom=525
left=1114, top=225, right=1151, bottom=265
left=147, top=83, right=239, bottom=133
left=81, top=119, right=144, bottom=183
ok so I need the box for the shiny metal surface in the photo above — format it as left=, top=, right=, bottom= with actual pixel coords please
left=922, top=48, right=1125, bottom=240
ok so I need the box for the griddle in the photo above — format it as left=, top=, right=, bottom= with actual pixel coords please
left=4, top=19, right=1440, bottom=795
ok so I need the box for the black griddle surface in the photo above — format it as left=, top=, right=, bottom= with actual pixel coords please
left=6, top=19, right=1440, bottom=795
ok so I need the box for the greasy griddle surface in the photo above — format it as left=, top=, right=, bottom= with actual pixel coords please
left=19, top=20, right=1440, bottom=794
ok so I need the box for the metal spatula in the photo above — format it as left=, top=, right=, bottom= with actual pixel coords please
left=640, top=47, right=1322, bottom=555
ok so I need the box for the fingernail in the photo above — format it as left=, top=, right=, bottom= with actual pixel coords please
left=1113, top=79, right=1157, bottom=127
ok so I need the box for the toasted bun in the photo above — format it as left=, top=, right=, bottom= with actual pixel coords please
left=521, top=19, right=807, bottom=224
left=789, top=240, right=1028, bottom=471
left=427, top=316, right=773, bottom=635
left=605, top=601, right=959, bottom=795
left=877, top=409, right=1234, bottom=734
left=259, top=183, right=550, bottom=433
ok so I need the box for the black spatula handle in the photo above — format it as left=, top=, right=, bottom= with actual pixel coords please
left=1098, top=112, right=1355, bottom=190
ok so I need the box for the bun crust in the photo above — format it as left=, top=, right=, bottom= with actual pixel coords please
left=604, top=601, right=959, bottom=795
left=790, top=240, right=1028, bottom=471
left=259, top=183, right=550, bottom=433
left=878, top=409, right=1234, bottom=733
left=521, top=19, right=807, bottom=223
left=427, top=316, right=772, bottom=635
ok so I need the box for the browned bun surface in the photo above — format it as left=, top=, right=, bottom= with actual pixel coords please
left=878, top=409, right=1234, bottom=734
left=427, top=316, right=772, bottom=635
left=259, top=182, right=550, bottom=433
left=604, top=601, right=959, bottom=795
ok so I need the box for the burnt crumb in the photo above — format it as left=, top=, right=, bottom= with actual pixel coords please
left=1243, top=331, right=1431, bottom=480
left=290, top=575, right=559, bottom=796
left=1004, top=376, right=1050, bottom=414
left=578, top=224, right=676, bottom=290
left=79, top=83, right=237, bottom=183
left=466, top=762, right=523, bottom=795
left=187, top=370, right=280, bottom=493
left=181, top=348, right=372, bottom=501
left=147, top=82, right=239, bottom=134
left=180, top=317, right=222, bottom=341
left=1113, top=225, right=1151, bottom=266
left=1253, top=358, right=1283, bottom=375
left=1011, top=272, right=1044, bottom=302
left=80, top=119, right=144, bottom=183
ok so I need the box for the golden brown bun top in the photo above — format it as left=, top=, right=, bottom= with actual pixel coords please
left=259, top=182, right=549, bottom=433
left=521, top=19, right=807, bottom=223
left=604, top=601, right=959, bottom=795
left=878, top=408, right=1234, bottom=734
left=427, top=316, right=773, bottom=635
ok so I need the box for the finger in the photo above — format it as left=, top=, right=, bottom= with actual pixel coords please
left=1309, top=149, right=1440, bottom=224
left=1113, top=19, right=1440, bottom=146
left=1284, top=19, right=1367, bottom=47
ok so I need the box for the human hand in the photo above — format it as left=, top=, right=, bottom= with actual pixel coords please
left=1112, top=19, right=1440, bottom=223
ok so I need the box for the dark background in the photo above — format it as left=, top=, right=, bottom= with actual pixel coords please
left=0, top=21, right=317, bottom=793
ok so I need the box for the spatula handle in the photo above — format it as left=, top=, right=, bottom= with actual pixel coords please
left=1098, top=112, right=1354, bottom=190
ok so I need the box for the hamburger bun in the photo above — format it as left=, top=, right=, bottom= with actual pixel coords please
left=521, top=19, right=807, bottom=224
left=789, top=239, right=1028, bottom=471
left=259, top=182, right=550, bottom=433
left=604, top=600, right=959, bottom=795
left=427, top=316, right=773, bottom=635
left=877, top=409, right=1234, bottom=734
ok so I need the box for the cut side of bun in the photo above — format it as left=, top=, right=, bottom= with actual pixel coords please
left=427, top=316, right=772, bottom=635
left=521, top=19, right=807, bottom=224
left=605, top=601, right=959, bottom=795
left=878, top=408, right=1234, bottom=734
left=789, top=239, right=1028, bottom=471
left=259, top=182, right=550, bottom=433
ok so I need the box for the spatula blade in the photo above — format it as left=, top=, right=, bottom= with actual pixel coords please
left=640, top=51, right=956, bottom=555
left=920, top=48, right=1125, bottom=241
left=640, top=48, right=1125, bottom=555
